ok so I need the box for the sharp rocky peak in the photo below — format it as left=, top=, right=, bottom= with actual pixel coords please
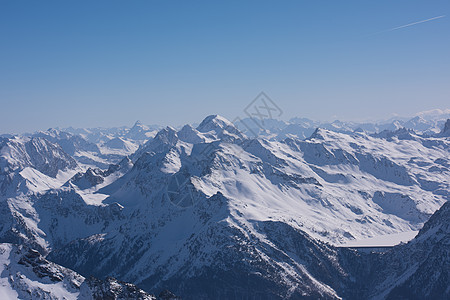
left=307, top=127, right=333, bottom=140
left=196, top=115, right=246, bottom=143
left=439, top=119, right=450, bottom=137
left=154, top=126, right=178, bottom=144
left=177, top=124, right=206, bottom=144
left=132, top=120, right=144, bottom=128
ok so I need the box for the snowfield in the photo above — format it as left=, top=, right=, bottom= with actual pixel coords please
left=0, top=115, right=449, bottom=299
left=339, top=230, right=419, bottom=247
left=0, top=243, right=156, bottom=299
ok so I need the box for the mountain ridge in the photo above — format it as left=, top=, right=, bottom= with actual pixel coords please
left=0, top=114, right=449, bottom=299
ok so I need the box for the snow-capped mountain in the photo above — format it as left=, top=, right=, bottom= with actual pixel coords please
left=107, top=116, right=448, bottom=244
left=48, top=191, right=450, bottom=299
left=0, top=243, right=175, bottom=299
left=365, top=200, right=450, bottom=299
left=0, top=135, right=122, bottom=255
left=54, top=121, right=160, bottom=168
left=438, top=118, right=450, bottom=137
left=30, top=129, right=112, bottom=169
left=61, top=121, right=161, bottom=146
left=30, top=128, right=139, bottom=169
left=1, top=136, right=77, bottom=178
left=103, top=137, right=139, bottom=155
left=61, top=126, right=128, bottom=145
left=32, top=129, right=101, bottom=156
left=124, top=121, right=159, bottom=142
left=235, top=109, right=450, bottom=140
left=0, top=114, right=449, bottom=299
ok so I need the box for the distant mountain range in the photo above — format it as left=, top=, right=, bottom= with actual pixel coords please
left=0, top=111, right=449, bottom=299
left=234, top=108, right=450, bottom=140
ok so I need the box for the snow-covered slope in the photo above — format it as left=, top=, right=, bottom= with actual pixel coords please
left=31, top=123, right=158, bottom=169
left=352, top=200, right=450, bottom=300
left=2, top=201, right=447, bottom=299
left=1, top=136, right=77, bottom=178
left=125, top=121, right=159, bottom=142
left=48, top=194, right=449, bottom=299
left=61, top=121, right=160, bottom=145
left=39, top=115, right=448, bottom=298
left=31, top=128, right=134, bottom=169
left=0, top=243, right=161, bottom=299
left=0, top=136, right=123, bottom=255
left=102, top=137, right=139, bottom=155
left=32, top=129, right=100, bottom=156
left=106, top=118, right=448, bottom=244
left=1, top=114, right=448, bottom=299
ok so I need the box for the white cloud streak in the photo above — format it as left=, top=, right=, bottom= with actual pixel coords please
left=384, top=15, right=445, bottom=32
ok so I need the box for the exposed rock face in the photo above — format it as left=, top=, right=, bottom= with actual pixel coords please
left=0, top=136, right=77, bottom=178
left=32, top=128, right=101, bottom=156
left=85, top=276, right=156, bottom=300
left=439, top=119, right=450, bottom=137
left=0, top=243, right=166, bottom=299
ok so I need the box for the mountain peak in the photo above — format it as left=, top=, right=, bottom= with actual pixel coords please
left=125, top=121, right=153, bottom=141
left=308, top=127, right=327, bottom=140
left=133, top=120, right=143, bottom=127
left=416, top=201, right=449, bottom=239
left=439, top=119, right=450, bottom=137
left=129, top=120, right=150, bottom=132
left=196, top=115, right=245, bottom=142
left=197, top=115, right=234, bottom=133
left=46, top=127, right=59, bottom=134
left=153, top=126, right=178, bottom=145
left=40, top=128, right=71, bottom=139
left=177, top=124, right=206, bottom=144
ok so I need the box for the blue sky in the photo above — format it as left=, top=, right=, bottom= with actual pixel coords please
left=0, top=0, right=449, bottom=133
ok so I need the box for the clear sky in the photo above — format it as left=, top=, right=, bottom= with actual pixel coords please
left=1, top=0, right=449, bottom=133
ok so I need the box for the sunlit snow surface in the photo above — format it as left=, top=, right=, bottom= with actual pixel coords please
left=1, top=117, right=449, bottom=251
left=0, top=244, right=80, bottom=300
left=340, top=230, right=419, bottom=247
left=0, top=243, right=156, bottom=300
left=0, top=245, right=19, bottom=299
left=0, top=115, right=449, bottom=298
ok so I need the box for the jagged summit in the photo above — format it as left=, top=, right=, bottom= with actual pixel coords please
left=439, top=119, right=450, bottom=137
left=154, top=126, right=178, bottom=144
left=197, top=115, right=235, bottom=133
left=33, top=128, right=101, bottom=156
left=308, top=127, right=325, bottom=139
left=416, top=201, right=449, bottom=240
left=125, top=120, right=153, bottom=142
left=0, top=136, right=78, bottom=178
left=35, top=128, right=72, bottom=142
left=1, top=113, right=449, bottom=299
left=196, top=114, right=245, bottom=141
left=0, top=243, right=163, bottom=299
left=131, top=126, right=179, bottom=161
left=373, top=127, right=417, bottom=141
left=177, top=124, right=207, bottom=144
left=133, top=120, right=144, bottom=127
left=307, top=127, right=344, bottom=140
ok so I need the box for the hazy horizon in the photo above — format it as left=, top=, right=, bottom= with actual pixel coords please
left=1, top=107, right=449, bottom=136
